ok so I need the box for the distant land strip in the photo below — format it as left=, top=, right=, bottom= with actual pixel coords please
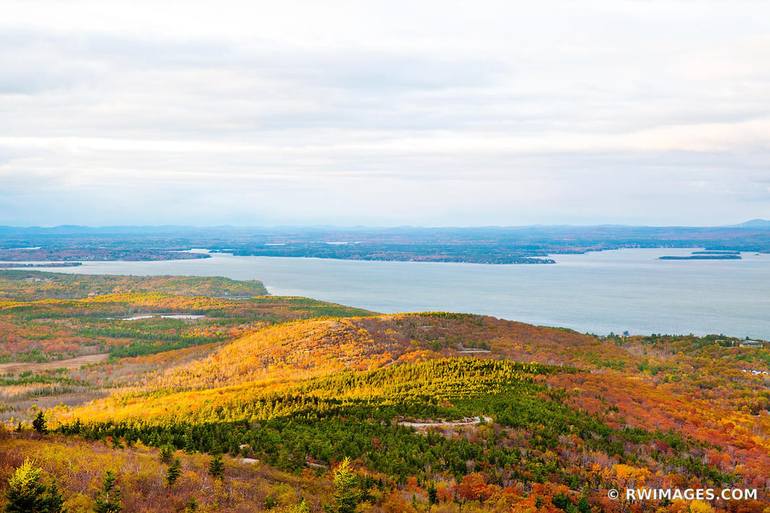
left=1, top=222, right=769, bottom=264
left=659, top=254, right=742, bottom=260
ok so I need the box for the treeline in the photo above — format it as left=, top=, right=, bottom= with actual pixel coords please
left=78, top=326, right=226, bottom=358
left=56, top=359, right=732, bottom=489
left=0, top=270, right=267, bottom=300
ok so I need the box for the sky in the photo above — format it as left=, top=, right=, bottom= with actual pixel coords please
left=1, top=0, right=769, bottom=227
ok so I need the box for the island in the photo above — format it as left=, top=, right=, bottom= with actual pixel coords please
left=0, top=262, right=83, bottom=268
left=660, top=254, right=742, bottom=260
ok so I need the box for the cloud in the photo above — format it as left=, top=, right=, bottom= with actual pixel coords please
left=0, top=0, right=769, bottom=226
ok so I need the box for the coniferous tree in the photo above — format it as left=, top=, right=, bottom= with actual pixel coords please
left=94, top=470, right=122, bottom=513
left=428, top=481, right=438, bottom=505
left=31, top=412, right=47, bottom=434
left=159, top=444, right=174, bottom=465
left=208, top=454, right=224, bottom=480
left=264, top=495, right=278, bottom=509
left=326, top=458, right=359, bottom=513
left=4, top=459, right=63, bottom=513
left=291, top=499, right=310, bottom=513
left=166, top=458, right=182, bottom=486
left=44, top=482, right=64, bottom=513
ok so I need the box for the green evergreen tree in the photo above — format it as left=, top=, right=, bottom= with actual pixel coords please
left=264, top=494, right=278, bottom=509
left=31, top=412, right=47, bottom=434
left=208, top=454, right=224, bottom=480
left=428, top=481, right=438, bottom=505
left=4, top=459, right=63, bottom=513
left=290, top=499, right=310, bottom=513
left=577, top=495, right=591, bottom=513
left=327, top=458, right=359, bottom=513
left=44, top=482, right=64, bottom=513
left=94, top=470, right=122, bottom=513
left=159, top=444, right=174, bottom=465
left=166, top=458, right=182, bottom=486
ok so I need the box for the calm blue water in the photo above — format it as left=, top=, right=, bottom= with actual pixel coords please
left=11, top=248, right=770, bottom=339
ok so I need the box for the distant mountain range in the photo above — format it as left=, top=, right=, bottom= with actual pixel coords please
left=733, top=218, right=770, bottom=228
left=2, top=219, right=770, bottom=231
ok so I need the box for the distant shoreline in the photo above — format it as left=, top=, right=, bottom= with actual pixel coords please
left=3, top=222, right=770, bottom=265
left=660, top=254, right=742, bottom=261
left=0, top=262, right=83, bottom=268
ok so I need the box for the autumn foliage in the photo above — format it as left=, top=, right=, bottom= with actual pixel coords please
left=1, top=271, right=768, bottom=512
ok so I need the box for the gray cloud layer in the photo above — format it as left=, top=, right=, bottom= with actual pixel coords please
left=1, top=0, right=769, bottom=226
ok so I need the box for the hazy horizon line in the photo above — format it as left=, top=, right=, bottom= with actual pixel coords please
left=1, top=219, right=769, bottom=231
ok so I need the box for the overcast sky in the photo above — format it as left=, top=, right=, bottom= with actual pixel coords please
left=1, top=0, right=769, bottom=227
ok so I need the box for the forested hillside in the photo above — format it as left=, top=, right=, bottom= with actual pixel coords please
left=0, top=271, right=268, bottom=300
left=0, top=272, right=768, bottom=512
